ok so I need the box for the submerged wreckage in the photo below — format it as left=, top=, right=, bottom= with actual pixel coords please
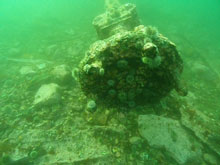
left=76, top=3, right=220, bottom=163
left=78, top=3, right=187, bottom=107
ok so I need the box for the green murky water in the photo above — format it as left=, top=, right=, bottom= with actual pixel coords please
left=0, top=0, right=220, bottom=164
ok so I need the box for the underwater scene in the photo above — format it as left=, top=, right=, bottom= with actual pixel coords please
left=0, top=0, right=220, bottom=164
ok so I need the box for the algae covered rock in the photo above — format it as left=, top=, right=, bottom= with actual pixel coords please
left=78, top=25, right=185, bottom=107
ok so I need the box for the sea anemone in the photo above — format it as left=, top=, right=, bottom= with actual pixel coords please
left=141, top=57, right=148, bottom=64
left=99, top=68, right=105, bottom=76
left=108, top=89, right=116, bottom=97
left=118, top=91, right=127, bottom=102
left=117, top=59, right=128, bottom=69
left=83, top=64, right=91, bottom=74
left=107, top=79, right=115, bottom=86
left=128, top=89, right=136, bottom=100
left=128, top=101, right=136, bottom=108
left=87, top=100, right=97, bottom=112
left=126, top=75, right=134, bottom=84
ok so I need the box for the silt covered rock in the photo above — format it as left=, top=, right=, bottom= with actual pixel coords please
left=138, top=114, right=202, bottom=164
left=180, top=107, right=220, bottom=157
left=33, top=83, right=60, bottom=106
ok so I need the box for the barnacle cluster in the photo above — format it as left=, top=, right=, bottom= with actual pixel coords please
left=78, top=25, right=184, bottom=107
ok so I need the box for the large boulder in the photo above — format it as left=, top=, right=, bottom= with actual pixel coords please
left=138, top=114, right=202, bottom=164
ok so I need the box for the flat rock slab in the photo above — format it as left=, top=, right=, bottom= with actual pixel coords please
left=138, top=114, right=202, bottom=164
left=180, top=107, right=220, bottom=156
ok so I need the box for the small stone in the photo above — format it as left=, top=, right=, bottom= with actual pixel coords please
left=51, top=64, right=72, bottom=85
left=33, top=83, right=60, bottom=106
left=19, top=66, right=36, bottom=75
left=129, top=136, right=142, bottom=145
left=36, top=63, right=46, bottom=70
left=115, top=152, right=121, bottom=158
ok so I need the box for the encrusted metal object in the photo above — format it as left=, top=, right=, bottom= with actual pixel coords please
left=93, top=3, right=140, bottom=39
left=78, top=4, right=187, bottom=107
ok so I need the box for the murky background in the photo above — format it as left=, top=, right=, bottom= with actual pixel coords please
left=0, top=0, right=220, bottom=164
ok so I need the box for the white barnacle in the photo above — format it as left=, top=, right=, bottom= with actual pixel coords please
left=142, top=57, right=148, bottom=64
left=83, top=64, right=91, bottom=74
left=99, top=68, right=105, bottom=76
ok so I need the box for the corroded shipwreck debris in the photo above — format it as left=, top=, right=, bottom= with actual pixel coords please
left=93, top=3, right=140, bottom=39
left=78, top=3, right=187, bottom=107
